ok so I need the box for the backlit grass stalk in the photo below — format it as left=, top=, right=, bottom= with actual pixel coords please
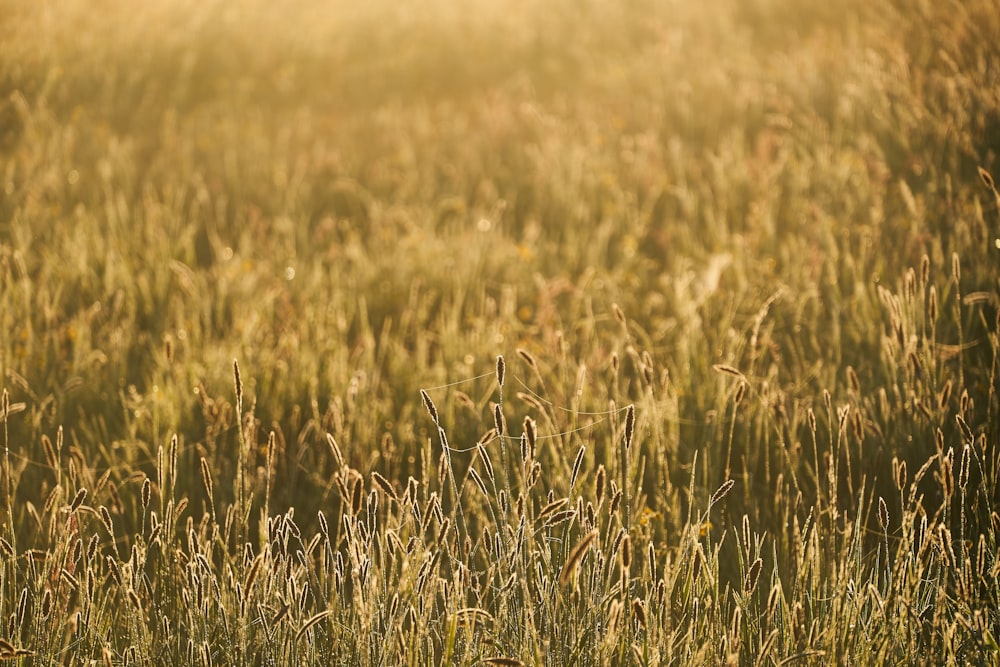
left=233, top=359, right=247, bottom=549
left=496, top=355, right=511, bottom=506
left=420, top=388, right=468, bottom=560
left=1, top=390, right=11, bottom=560
left=951, top=253, right=966, bottom=391
left=622, top=404, right=634, bottom=534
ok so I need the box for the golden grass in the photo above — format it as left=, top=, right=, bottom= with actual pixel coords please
left=0, top=0, right=999, bottom=663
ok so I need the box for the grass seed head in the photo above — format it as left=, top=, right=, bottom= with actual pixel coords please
left=624, top=404, right=635, bottom=450
left=610, top=488, right=623, bottom=517
left=523, top=417, right=536, bottom=457
left=713, top=364, right=745, bottom=380
left=478, top=444, right=495, bottom=483
left=613, top=303, right=627, bottom=326
left=979, top=166, right=996, bottom=190
left=847, top=366, right=861, bottom=395
left=233, top=359, right=242, bottom=404
left=41, top=435, right=57, bottom=469
left=372, top=472, right=399, bottom=502
left=959, top=444, right=971, bottom=489
left=894, top=458, right=907, bottom=492
left=742, top=515, right=752, bottom=558
left=956, top=415, right=974, bottom=444
left=711, top=479, right=735, bottom=507
left=40, top=589, right=52, bottom=620
left=570, top=445, right=586, bottom=489
left=745, top=558, right=763, bottom=594
left=559, top=529, right=598, bottom=587
left=595, top=465, right=606, bottom=506
left=70, top=488, right=87, bottom=513
left=420, top=390, right=439, bottom=425
left=539, top=498, right=569, bottom=519
left=494, top=404, right=505, bottom=437
left=544, top=509, right=576, bottom=528
left=99, top=506, right=113, bottom=535
left=733, top=381, right=746, bottom=405
left=295, top=610, right=333, bottom=643
left=200, top=458, right=213, bottom=501
left=470, top=467, right=488, bottom=497
left=632, top=598, right=646, bottom=629
left=938, top=380, right=953, bottom=412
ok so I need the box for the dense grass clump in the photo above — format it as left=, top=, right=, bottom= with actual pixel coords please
left=0, top=0, right=998, bottom=663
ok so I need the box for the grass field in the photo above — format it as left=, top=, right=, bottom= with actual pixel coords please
left=1, top=0, right=999, bottom=663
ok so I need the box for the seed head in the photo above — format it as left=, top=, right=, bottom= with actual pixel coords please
left=559, top=530, right=598, bottom=586
left=978, top=166, right=996, bottom=190
left=710, top=479, right=735, bottom=506
left=494, top=404, right=505, bottom=437
left=744, top=558, right=763, bottom=594
left=70, top=488, right=87, bottom=513
left=233, top=359, right=242, bottom=404
left=624, top=404, right=635, bottom=450
left=420, top=390, right=439, bottom=425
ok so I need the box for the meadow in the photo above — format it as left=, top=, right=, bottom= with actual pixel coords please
left=0, top=0, right=998, bottom=663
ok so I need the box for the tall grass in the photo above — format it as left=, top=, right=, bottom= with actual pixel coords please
left=0, top=0, right=998, bottom=663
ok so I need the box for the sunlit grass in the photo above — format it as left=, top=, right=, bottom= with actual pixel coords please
left=0, top=0, right=998, bottom=663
